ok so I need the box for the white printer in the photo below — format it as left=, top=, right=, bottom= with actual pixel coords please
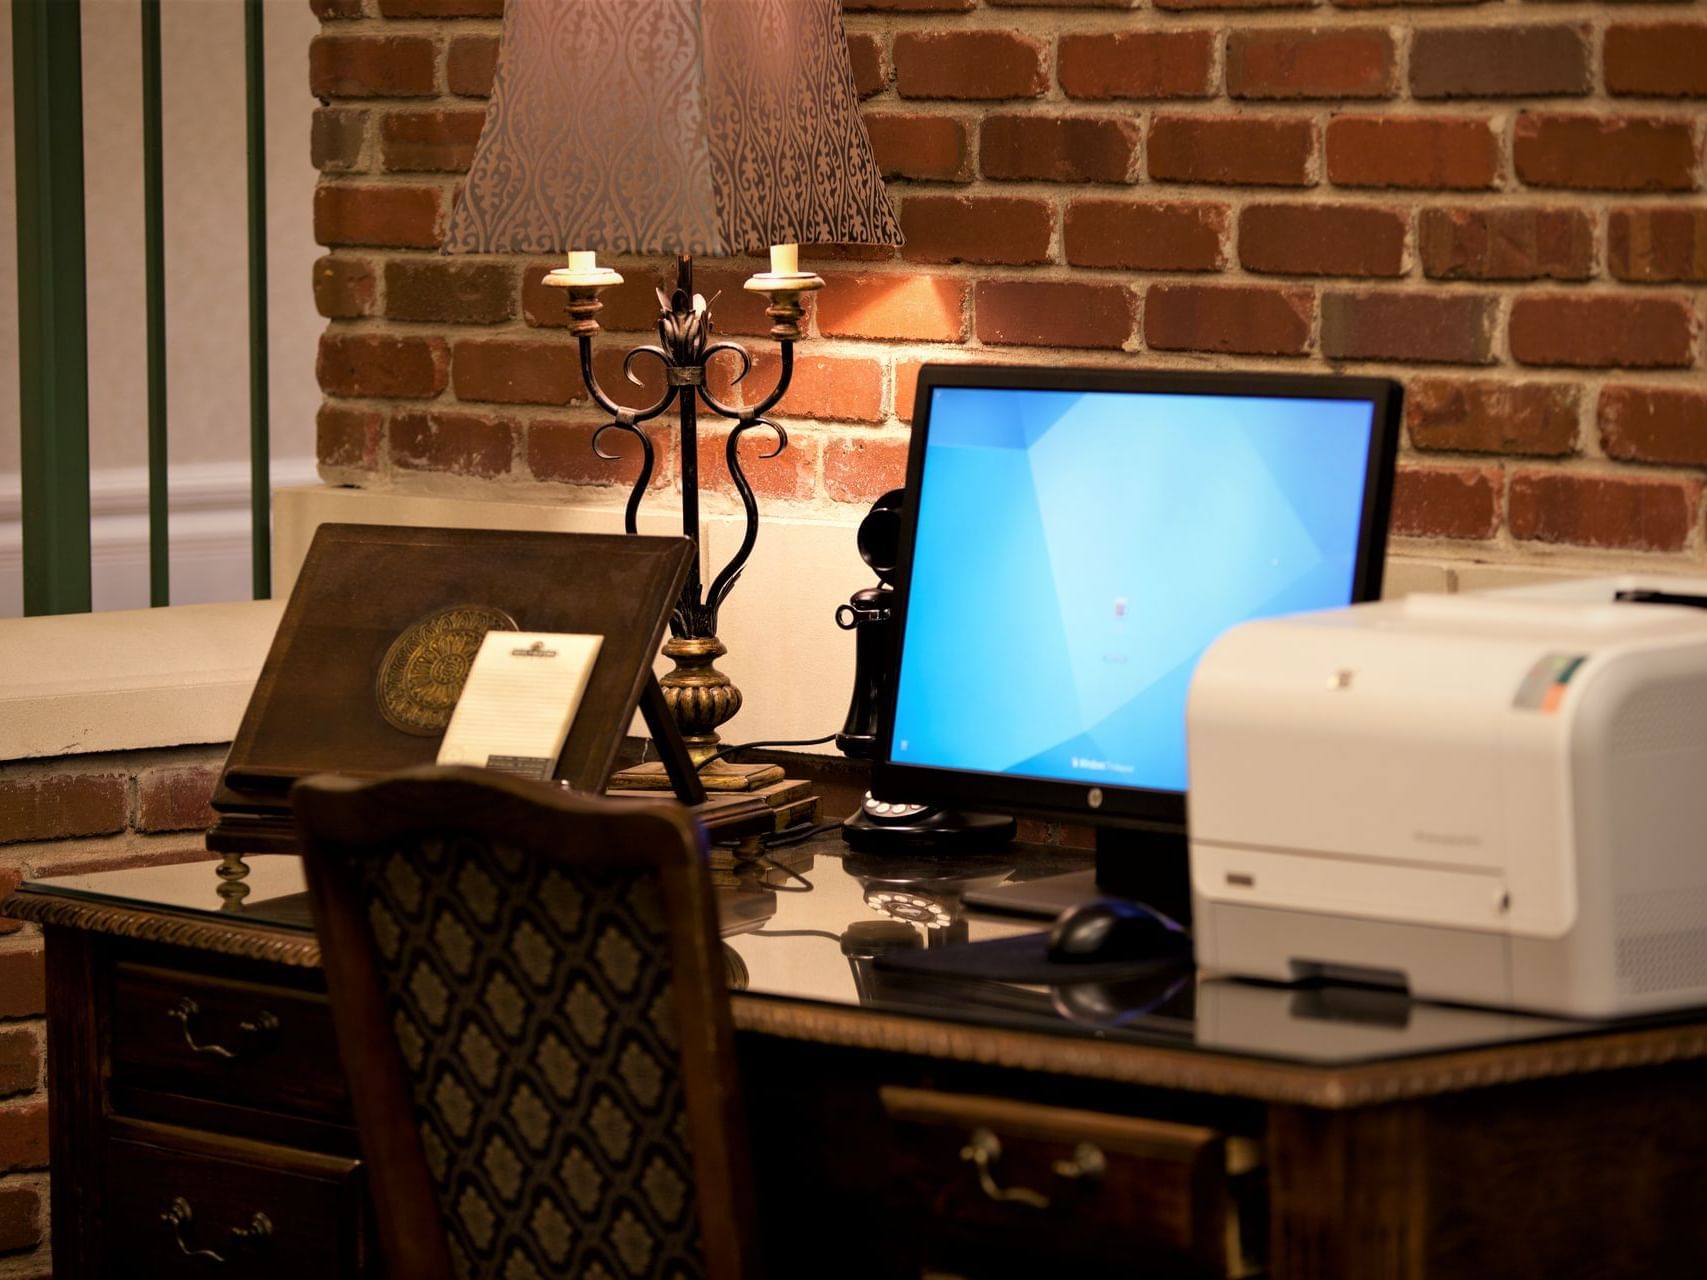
left=1188, top=576, right=1707, bottom=1018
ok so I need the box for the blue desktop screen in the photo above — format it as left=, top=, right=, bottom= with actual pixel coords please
left=889, top=385, right=1376, bottom=794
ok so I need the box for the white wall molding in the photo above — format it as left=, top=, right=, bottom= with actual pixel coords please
left=0, top=456, right=317, bottom=617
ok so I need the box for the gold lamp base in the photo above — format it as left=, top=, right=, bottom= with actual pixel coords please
left=606, top=634, right=820, bottom=827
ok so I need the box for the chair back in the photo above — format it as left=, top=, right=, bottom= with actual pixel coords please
left=292, top=765, right=756, bottom=1280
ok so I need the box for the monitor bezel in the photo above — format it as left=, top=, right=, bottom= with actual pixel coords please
left=871, top=362, right=1401, bottom=832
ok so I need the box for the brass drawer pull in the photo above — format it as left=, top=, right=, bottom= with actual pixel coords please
left=161, top=1195, right=273, bottom=1263
left=165, top=997, right=279, bottom=1060
left=958, top=1127, right=1106, bottom=1210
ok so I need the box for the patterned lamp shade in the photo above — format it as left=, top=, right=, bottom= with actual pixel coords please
left=444, top=0, right=902, bottom=257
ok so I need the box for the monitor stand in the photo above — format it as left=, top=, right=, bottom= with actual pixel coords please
left=962, top=824, right=1191, bottom=926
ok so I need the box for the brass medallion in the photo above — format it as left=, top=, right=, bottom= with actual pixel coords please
left=376, top=604, right=518, bottom=735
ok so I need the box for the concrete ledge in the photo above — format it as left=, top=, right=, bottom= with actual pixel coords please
left=0, top=600, right=284, bottom=761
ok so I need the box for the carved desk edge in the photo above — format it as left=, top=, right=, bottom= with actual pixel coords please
left=13, top=885, right=1707, bottom=1112
left=732, top=996, right=1707, bottom=1109
left=3, top=887, right=324, bottom=969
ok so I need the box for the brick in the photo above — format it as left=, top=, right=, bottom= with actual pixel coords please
left=528, top=417, right=673, bottom=490
left=451, top=338, right=582, bottom=405
left=1327, top=116, right=1500, bottom=190
left=377, top=0, right=502, bottom=14
left=312, top=254, right=377, bottom=318
left=385, top=259, right=515, bottom=324
left=1145, top=284, right=1314, bottom=356
left=862, top=113, right=972, bottom=183
left=311, top=0, right=365, bottom=17
left=825, top=437, right=911, bottom=504
left=135, top=765, right=218, bottom=835
left=0, top=1099, right=49, bottom=1174
left=311, top=107, right=366, bottom=173
left=1599, top=386, right=1707, bottom=467
left=894, top=31, right=1047, bottom=100
left=1157, top=0, right=1313, bottom=9
left=847, top=33, right=887, bottom=99
left=520, top=259, right=566, bottom=329
left=0, top=869, right=19, bottom=936
left=692, top=267, right=781, bottom=338
left=699, top=427, right=820, bottom=502
left=1334, top=0, right=1492, bottom=7
left=1410, top=25, right=1590, bottom=98
left=1238, top=203, right=1407, bottom=277
left=846, top=0, right=974, bottom=10
left=1321, top=292, right=1499, bottom=364
left=804, top=243, right=900, bottom=266
left=1509, top=471, right=1699, bottom=553
left=1514, top=114, right=1698, bottom=193
left=1149, top=115, right=1315, bottom=187
left=308, top=35, right=435, bottom=98
left=381, top=109, right=486, bottom=173
left=447, top=34, right=499, bottom=97
left=1419, top=207, right=1594, bottom=281
left=1391, top=466, right=1501, bottom=541
left=1058, top=31, right=1215, bottom=100
left=1510, top=294, right=1696, bottom=369
left=567, top=268, right=680, bottom=332
left=0, top=773, right=127, bottom=845
left=816, top=274, right=968, bottom=342
left=980, top=114, right=1141, bottom=184
left=1407, top=378, right=1579, bottom=456
left=899, top=195, right=1052, bottom=265
left=0, top=1184, right=41, bottom=1254
left=975, top=280, right=1137, bottom=349
left=317, top=404, right=383, bottom=471
left=0, top=1028, right=38, bottom=1097
left=747, top=353, right=886, bottom=423
left=1609, top=208, right=1707, bottom=284
left=0, top=947, right=43, bottom=1019
left=390, top=410, right=516, bottom=478
left=1226, top=28, right=1396, bottom=99
left=26, top=845, right=215, bottom=879
left=318, top=333, right=449, bottom=398
left=314, top=183, right=443, bottom=249
left=1064, top=199, right=1227, bottom=271
left=896, top=359, right=930, bottom=424
left=992, top=0, right=1140, bottom=7
left=1605, top=24, right=1707, bottom=98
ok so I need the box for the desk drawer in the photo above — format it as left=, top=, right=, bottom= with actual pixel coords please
left=111, top=962, right=348, bottom=1121
left=106, top=1119, right=369, bottom=1279
left=882, top=1086, right=1261, bottom=1278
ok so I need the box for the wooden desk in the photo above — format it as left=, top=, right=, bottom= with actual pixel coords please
left=12, top=842, right=1707, bottom=1279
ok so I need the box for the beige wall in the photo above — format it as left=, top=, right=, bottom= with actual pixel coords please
left=0, top=0, right=321, bottom=476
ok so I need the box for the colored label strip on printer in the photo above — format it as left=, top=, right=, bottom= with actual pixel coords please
left=1513, top=653, right=1586, bottom=713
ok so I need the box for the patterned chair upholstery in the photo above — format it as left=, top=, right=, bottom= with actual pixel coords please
left=292, top=766, right=757, bottom=1280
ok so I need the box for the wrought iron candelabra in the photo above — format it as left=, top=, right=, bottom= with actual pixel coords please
left=547, top=251, right=823, bottom=787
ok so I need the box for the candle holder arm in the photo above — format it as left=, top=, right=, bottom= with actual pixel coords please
left=578, top=334, right=677, bottom=536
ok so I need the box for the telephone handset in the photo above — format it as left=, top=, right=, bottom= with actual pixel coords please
left=836, top=490, right=1015, bottom=854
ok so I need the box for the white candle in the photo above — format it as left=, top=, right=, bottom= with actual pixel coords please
left=769, top=243, right=799, bottom=275
left=567, top=250, right=597, bottom=273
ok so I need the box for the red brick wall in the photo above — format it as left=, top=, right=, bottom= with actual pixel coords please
left=0, top=745, right=225, bottom=1274
left=312, top=0, right=1706, bottom=571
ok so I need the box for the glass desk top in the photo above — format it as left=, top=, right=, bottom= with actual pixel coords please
left=21, top=836, right=1694, bottom=1072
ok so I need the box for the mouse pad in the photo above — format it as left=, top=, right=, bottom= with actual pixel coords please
left=872, top=931, right=1192, bottom=986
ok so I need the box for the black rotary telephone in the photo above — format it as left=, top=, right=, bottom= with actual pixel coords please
left=835, top=490, right=1015, bottom=854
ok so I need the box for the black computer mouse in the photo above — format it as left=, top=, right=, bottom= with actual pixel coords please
left=1046, top=898, right=1190, bottom=965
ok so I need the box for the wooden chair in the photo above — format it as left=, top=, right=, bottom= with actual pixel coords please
left=291, top=765, right=759, bottom=1280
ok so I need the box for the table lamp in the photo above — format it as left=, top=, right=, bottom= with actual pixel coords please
left=445, top=0, right=902, bottom=797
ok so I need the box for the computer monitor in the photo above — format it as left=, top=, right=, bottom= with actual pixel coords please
left=871, top=364, right=1400, bottom=922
